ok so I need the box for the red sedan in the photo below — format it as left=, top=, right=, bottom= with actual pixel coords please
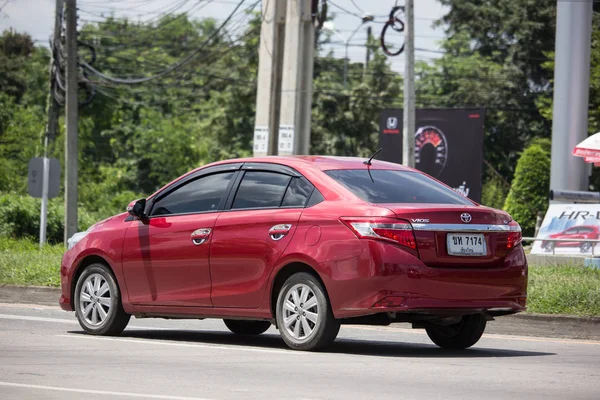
left=60, top=156, right=527, bottom=351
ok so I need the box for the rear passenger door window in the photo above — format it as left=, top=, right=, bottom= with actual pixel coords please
left=232, top=171, right=291, bottom=210
left=281, top=177, right=314, bottom=208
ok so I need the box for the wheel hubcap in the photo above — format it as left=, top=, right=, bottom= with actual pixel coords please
left=79, top=274, right=111, bottom=326
left=282, top=284, right=319, bottom=341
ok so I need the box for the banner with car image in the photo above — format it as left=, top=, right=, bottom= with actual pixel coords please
left=531, top=204, right=600, bottom=255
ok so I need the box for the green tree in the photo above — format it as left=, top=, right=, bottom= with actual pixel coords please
left=504, top=139, right=551, bottom=236
left=311, top=43, right=402, bottom=156
left=0, top=30, right=49, bottom=193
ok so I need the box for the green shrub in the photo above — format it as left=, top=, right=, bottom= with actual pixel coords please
left=481, top=174, right=509, bottom=210
left=504, top=139, right=551, bottom=236
left=0, top=192, right=98, bottom=243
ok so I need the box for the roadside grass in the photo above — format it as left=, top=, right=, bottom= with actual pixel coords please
left=1, top=237, right=600, bottom=316
left=0, top=236, right=64, bottom=287
left=527, top=264, right=600, bottom=316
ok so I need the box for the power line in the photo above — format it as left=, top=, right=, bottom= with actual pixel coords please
left=82, top=0, right=252, bottom=85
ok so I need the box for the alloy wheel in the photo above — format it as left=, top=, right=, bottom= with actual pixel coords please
left=79, top=273, right=112, bottom=326
left=281, top=283, right=319, bottom=342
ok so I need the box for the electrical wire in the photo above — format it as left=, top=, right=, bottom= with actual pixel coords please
left=82, top=0, right=251, bottom=85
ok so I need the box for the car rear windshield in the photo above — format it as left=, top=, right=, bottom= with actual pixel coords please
left=325, top=169, right=473, bottom=205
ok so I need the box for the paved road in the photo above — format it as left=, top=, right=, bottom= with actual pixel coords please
left=0, top=303, right=599, bottom=400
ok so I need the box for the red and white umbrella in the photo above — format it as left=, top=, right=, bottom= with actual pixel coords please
left=573, top=132, right=600, bottom=159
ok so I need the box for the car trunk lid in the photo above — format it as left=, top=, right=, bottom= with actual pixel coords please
left=381, top=204, right=520, bottom=268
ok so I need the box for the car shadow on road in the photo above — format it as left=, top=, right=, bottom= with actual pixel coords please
left=68, top=329, right=555, bottom=359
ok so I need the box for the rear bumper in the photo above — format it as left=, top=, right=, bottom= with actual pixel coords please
left=320, top=242, right=528, bottom=319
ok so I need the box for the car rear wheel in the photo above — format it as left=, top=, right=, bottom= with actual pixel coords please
left=223, top=319, right=271, bottom=335
left=543, top=242, right=555, bottom=253
left=425, top=314, right=486, bottom=350
left=74, top=263, right=130, bottom=335
left=275, top=272, right=340, bottom=351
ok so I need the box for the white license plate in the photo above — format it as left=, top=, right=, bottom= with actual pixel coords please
left=446, top=233, right=486, bottom=256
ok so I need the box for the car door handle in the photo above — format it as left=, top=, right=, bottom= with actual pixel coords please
left=269, top=224, right=292, bottom=241
left=191, top=228, right=211, bottom=245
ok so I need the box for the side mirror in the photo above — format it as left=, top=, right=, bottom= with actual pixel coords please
left=127, top=199, right=147, bottom=220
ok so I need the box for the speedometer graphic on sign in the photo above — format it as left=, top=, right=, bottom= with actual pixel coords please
left=414, top=125, right=448, bottom=178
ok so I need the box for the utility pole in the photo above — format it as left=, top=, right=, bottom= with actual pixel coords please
left=40, top=0, right=64, bottom=248
left=402, top=0, right=415, bottom=168
left=253, top=0, right=286, bottom=157
left=365, top=25, right=372, bottom=70
left=278, top=0, right=315, bottom=156
left=550, top=0, right=593, bottom=194
left=64, top=0, right=78, bottom=243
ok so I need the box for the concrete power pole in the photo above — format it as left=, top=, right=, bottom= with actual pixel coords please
left=64, top=0, right=78, bottom=243
left=278, top=0, right=315, bottom=156
left=550, top=0, right=593, bottom=193
left=253, top=0, right=286, bottom=157
left=402, top=0, right=415, bottom=168
left=365, top=26, right=372, bottom=70
left=40, top=0, right=64, bottom=248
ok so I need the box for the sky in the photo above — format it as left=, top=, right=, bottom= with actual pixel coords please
left=0, top=0, right=449, bottom=72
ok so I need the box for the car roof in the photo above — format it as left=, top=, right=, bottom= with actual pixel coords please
left=207, top=155, right=414, bottom=172
left=147, top=156, right=414, bottom=200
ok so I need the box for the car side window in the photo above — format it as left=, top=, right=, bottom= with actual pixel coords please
left=151, top=172, right=235, bottom=216
left=232, top=171, right=291, bottom=209
left=281, top=177, right=314, bottom=208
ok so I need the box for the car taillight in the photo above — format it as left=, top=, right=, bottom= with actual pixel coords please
left=507, top=221, right=522, bottom=250
left=341, top=218, right=417, bottom=250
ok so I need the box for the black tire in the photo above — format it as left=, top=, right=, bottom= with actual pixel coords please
left=543, top=242, right=555, bottom=253
left=223, top=319, right=271, bottom=335
left=426, top=314, right=487, bottom=350
left=74, top=263, right=130, bottom=335
left=275, top=272, right=340, bottom=351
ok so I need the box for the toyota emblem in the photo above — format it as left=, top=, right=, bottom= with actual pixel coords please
left=460, top=213, right=472, bottom=223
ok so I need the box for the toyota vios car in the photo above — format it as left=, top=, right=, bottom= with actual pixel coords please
left=60, top=156, right=527, bottom=351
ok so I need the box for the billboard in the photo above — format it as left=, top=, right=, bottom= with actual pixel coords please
left=531, top=204, right=600, bottom=256
left=378, top=109, right=485, bottom=202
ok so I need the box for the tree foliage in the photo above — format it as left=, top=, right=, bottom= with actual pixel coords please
left=504, top=139, right=551, bottom=236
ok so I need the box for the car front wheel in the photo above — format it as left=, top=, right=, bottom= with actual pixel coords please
left=74, top=263, right=130, bottom=335
left=425, top=314, right=486, bottom=350
left=275, top=272, right=340, bottom=351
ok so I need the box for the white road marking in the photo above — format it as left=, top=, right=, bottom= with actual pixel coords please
left=0, top=313, right=78, bottom=324
left=0, top=302, right=60, bottom=310
left=0, top=313, right=176, bottom=331
left=0, top=381, right=214, bottom=400
left=56, top=334, right=302, bottom=356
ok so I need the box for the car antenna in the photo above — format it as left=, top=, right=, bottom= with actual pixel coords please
left=364, top=148, right=383, bottom=166
left=364, top=148, right=383, bottom=183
